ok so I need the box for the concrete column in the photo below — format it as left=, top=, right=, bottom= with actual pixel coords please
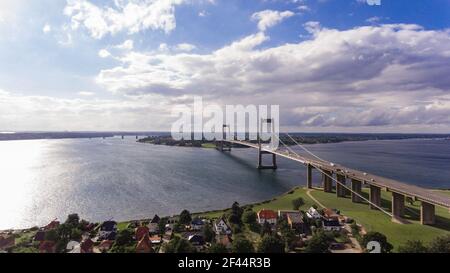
left=351, top=179, right=363, bottom=203
left=369, top=185, right=381, bottom=210
left=421, top=202, right=435, bottom=225
left=322, top=171, right=333, bottom=193
left=258, top=151, right=277, bottom=169
left=336, top=174, right=346, bottom=198
left=392, top=192, right=405, bottom=219
left=306, top=164, right=313, bottom=189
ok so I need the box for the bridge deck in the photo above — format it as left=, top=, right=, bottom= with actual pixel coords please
left=225, top=140, right=450, bottom=209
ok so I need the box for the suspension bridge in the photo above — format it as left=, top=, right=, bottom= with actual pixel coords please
left=216, top=119, right=450, bottom=226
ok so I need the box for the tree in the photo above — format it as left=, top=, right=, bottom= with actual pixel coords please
left=208, top=243, right=228, bottom=253
left=179, top=210, right=192, bottom=225
left=242, top=210, right=257, bottom=224
left=398, top=240, right=429, bottom=253
left=429, top=235, right=450, bottom=253
left=350, top=222, right=360, bottom=237
left=228, top=213, right=241, bottom=225
left=158, top=217, right=168, bottom=235
left=257, top=235, right=285, bottom=253
left=65, top=214, right=80, bottom=227
left=164, top=236, right=196, bottom=253
left=232, top=202, right=244, bottom=218
left=304, top=231, right=331, bottom=253
left=232, top=236, right=254, bottom=253
left=115, top=229, right=134, bottom=246
left=260, top=221, right=272, bottom=237
left=70, top=228, right=83, bottom=241
left=361, top=231, right=393, bottom=253
left=203, top=224, right=215, bottom=243
left=292, top=197, right=305, bottom=210
left=45, top=229, right=59, bottom=242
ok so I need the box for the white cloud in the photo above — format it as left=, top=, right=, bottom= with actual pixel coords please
left=115, top=39, right=134, bottom=50
left=175, top=43, right=196, bottom=52
left=43, top=23, right=52, bottom=33
left=77, top=91, right=95, bottom=96
left=95, top=24, right=450, bottom=130
left=63, top=0, right=188, bottom=39
left=251, top=10, right=295, bottom=31
left=98, top=49, right=111, bottom=58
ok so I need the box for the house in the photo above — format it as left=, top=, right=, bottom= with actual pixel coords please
left=43, top=220, right=60, bottom=231
left=0, top=235, right=15, bottom=250
left=135, top=226, right=149, bottom=241
left=34, top=231, right=46, bottom=242
left=286, top=212, right=305, bottom=233
left=278, top=210, right=299, bottom=218
left=306, top=207, right=322, bottom=219
left=323, top=208, right=339, bottom=221
left=99, top=221, right=117, bottom=239
left=66, top=241, right=81, bottom=253
left=150, top=214, right=160, bottom=224
left=167, top=216, right=179, bottom=224
left=214, top=218, right=232, bottom=235
left=257, top=209, right=277, bottom=225
left=191, top=218, right=205, bottom=231
left=136, top=235, right=154, bottom=253
left=39, top=241, right=56, bottom=253
left=322, top=219, right=342, bottom=232
left=188, top=234, right=205, bottom=246
left=80, top=238, right=94, bottom=253
left=96, top=240, right=114, bottom=253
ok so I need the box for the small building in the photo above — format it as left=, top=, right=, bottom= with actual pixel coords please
left=43, top=220, right=60, bottom=231
left=150, top=214, right=161, bottom=224
left=278, top=210, right=299, bottom=218
left=80, top=238, right=94, bottom=253
left=306, top=207, right=322, bottom=219
left=214, top=218, right=232, bottom=235
left=167, top=216, right=179, bottom=224
left=257, top=209, right=277, bottom=225
left=286, top=212, right=305, bottom=233
left=135, top=226, right=149, bottom=241
left=99, top=221, right=117, bottom=239
left=0, top=235, right=15, bottom=250
left=188, top=234, right=205, bottom=246
left=322, top=219, right=342, bottom=232
left=191, top=218, right=205, bottom=231
left=136, top=235, right=154, bottom=253
left=39, top=241, right=56, bottom=253
left=34, top=231, right=46, bottom=242
left=323, top=208, right=339, bottom=221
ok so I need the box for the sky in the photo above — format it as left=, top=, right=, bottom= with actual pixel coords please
left=0, top=0, right=449, bottom=132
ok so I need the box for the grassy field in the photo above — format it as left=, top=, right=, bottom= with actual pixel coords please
left=201, top=143, right=217, bottom=149
left=194, top=186, right=450, bottom=251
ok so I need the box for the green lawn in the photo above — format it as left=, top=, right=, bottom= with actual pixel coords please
left=201, top=143, right=217, bottom=149
left=309, top=188, right=450, bottom=251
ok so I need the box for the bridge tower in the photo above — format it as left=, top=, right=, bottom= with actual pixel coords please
left=217, top=124, right=232, bottom=152
left=257, top=118, right=277, bottom=170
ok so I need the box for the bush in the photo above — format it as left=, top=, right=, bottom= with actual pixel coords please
left=292, top=197, right=305, bottom=210
left=398, top=240, right=429, bottom=253
left=257, top=235, right=285, bottom=253
left=242, top=210, right=257, bottom=224
left=115, top=229, right=134, bottom=246
left=208, top=243, right=228, bottom=253
left=304, top=231, right=331, bottom=253
left=232, top=236, right=254, bottom=253
left=202, top=224, right=215, bottom=243
left=429, top=235, right=450, bottom=253
left=164, top=236, right=196, bottom=253
left=361, top=231, right=393, bottom=253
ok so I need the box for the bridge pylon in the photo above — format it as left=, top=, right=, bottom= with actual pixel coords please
left=217, top=124, right=232, bottom=152
left=257, top=118, right=277, bottom=170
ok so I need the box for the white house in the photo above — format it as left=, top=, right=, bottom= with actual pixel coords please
left=306, top=207, right=322, bottom=220
left=214, top=218, right=232, bottom=235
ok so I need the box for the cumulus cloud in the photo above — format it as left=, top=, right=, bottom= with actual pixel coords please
left=98, top=49, right=111, bottom=58
left=251, top=10, right=295, bottom=31
left=63, top=0, right=187, bottom=39
left=95, top=24, right=450, bottom=130
left=42, top=23, right=51, bottom=33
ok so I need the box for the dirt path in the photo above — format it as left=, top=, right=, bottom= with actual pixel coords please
left=305, top=188, right=326, bottom=209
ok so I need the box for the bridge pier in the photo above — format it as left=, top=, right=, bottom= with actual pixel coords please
left=322, top=171, right=333, bottom=193
left=369, top=185, right=381, bottom=210
left=351, top=179, right=363, bottom=203
left=258, top=151, right=277, bottom=170
left=421, top=202, right=435, bottom=225
left=217, top=141, right=232, bottom=152
left=392, top=192, right=405, bottom=220
left=306, top=164, right=313, bottom=189
left=336, top=174, right=346, bottom=198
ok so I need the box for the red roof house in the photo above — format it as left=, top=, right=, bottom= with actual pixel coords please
left=80, top=238, right=94, bottom=253
left=257, top=209, right=278, bottom=225
left=135, top=226, right=150, bottom=241
left=136, top=235, right=154, bottom=253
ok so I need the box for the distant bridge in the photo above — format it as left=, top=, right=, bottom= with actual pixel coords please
left=217, top=121, right=450, bottom=226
